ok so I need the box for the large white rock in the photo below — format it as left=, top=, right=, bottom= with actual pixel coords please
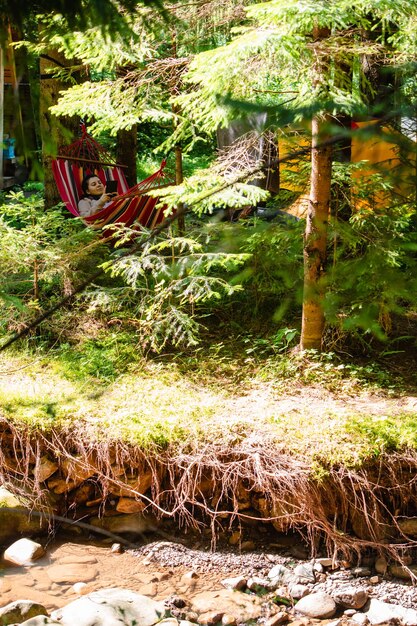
left=364, top=598, right=417, bottom=626
left=0, top=599, right=47, bottom=624
left=294, top=592, right=337, bottom=619
left=19, top=618, right=61, bottom=626
left=3, top=538, right=45, bottom=565
left=50, top=587, right=168, bottom=626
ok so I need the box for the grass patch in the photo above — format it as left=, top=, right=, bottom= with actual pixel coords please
left=0, top=345, right=416, bottom=460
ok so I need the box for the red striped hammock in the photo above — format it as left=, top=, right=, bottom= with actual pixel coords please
left=51, top=126, right=171, bottom=232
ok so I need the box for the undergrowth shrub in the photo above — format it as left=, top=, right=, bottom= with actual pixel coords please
left=0, top=189, right=103, bottom=343
left=83, top=227, right=251, bottom=352
left=325, top=205, right=417, bottom=341
left=205, top=217, right=304, bottom=325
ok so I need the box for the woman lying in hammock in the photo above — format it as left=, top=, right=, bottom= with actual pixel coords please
left=78, top=174, right=118, bottom=217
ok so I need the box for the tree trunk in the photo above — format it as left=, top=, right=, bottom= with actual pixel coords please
left=175, top=143, right=185, bottom=234
left=299, top=23, right=333, bottom=351
left=300, top=115, right=332, bottom=350
left=117, top=125, right=137, bottom=187
left=39, top=48, right=79, bottom=208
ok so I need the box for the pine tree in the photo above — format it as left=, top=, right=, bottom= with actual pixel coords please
left=178, top=0, right=417, bottom=349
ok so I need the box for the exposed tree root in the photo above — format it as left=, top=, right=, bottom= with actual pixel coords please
left=1, top=416, right=417, bottom=569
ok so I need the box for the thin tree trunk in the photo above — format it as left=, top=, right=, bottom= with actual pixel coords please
left=171, top=30, right=185, bottom=235
left=175, top=143, right=185, bottom=234
left=117, top=125, right=137, bottom=187
left=39, top=48, right=79, bottom=208
left=300, top=116, right=332, bottom=350
left=300, top=25, right=332, bottom=351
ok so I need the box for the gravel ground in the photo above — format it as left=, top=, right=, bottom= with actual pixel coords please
left=129, top=529, right=417, bottom=611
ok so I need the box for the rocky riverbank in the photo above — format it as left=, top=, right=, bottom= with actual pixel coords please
left=2, top=521, right=417, bottom=626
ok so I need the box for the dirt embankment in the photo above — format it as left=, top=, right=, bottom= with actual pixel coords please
left=2, top=410, right=417, bottom=566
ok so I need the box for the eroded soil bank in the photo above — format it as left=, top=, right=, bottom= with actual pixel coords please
left=2, top=401, right=417, bottom=566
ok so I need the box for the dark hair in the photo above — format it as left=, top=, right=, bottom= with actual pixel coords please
left=81, top=173, right=101, bottom=196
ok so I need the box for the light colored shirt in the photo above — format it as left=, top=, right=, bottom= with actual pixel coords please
left=78, top=197, right=104, bottom=218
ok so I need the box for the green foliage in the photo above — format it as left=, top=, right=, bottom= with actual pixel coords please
left=156, top=170, right=269, bottom=216
left=243, top=327, right=299, bottom=356
left=56, top=332, right=141, bottom=383
left=325, top=202, right=417, bottom=338
left=0, top=190, right=98, bottom=339
left=261, top=350, right=396, bottom=393
left=81, top=229, right=252, bottom=352
left=227, top=218, right=304, bottom=321
left=345, top=413, right=417, bottom=457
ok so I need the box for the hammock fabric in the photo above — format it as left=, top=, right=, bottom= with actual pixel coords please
left=52, top=125, right=171, bottom=233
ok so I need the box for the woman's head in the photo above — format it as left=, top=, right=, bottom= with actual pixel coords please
left=81, top=174, right=105, bottom=196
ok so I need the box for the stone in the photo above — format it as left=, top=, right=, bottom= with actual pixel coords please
left=198, top=612, right=225, bottom=625
left=368, top=576, right=380, bottom=584
left=34, top=455, right=59, bottom=482
left=158, top=620, right=180, bottom=626
left=364, top=598, right=417, bottom=626
left=47, top=478, right=81, bottom=494
left=73, top=582, right=92, bottom=595
left=71, top=483, right=95, bottom=505
left=51, top=587, right=168, bottom=626
left=267, top=564, right=293, bottom=583
left=19, top=615, right=60, bottom=626
left=221, top=614, right=237, bottom=626
left=109, top=472, right=153, bottom=497
left=0, top=599, right=48, bottom=625
left=353, top=567, right=372, bottom=577
left=315, top=558, right=334, bottom=568
left=332, top=587, right=368, bottom=609
left=293, top=564, right=315, bottom=583
left=294, top=592, right=337, bottom=619
left=221, top=576, right=247, bottom=591
left=3, top=538, right=45, bottom=565
left=240, top=540, right=256, bottom=551
left=169, top=596, right=187, bottom=609
left=0, top=507, right=46, bottom=544
left=264, top=612, right=289, bottom=626
left=59, top=555, right=98, bottom=565
left=0, top=486, right=21, bottom=507
left=351, top=614, right=369, bottom=625
left=247, top=576, right=275, bottom=592
left=111, top=543, right=123, bottom=553
left=61, top=457, right=95, bottom=483
left=190, top=589, right=263, bottom=623
left=89, top=512, right=157, bottom=534
left=288, top=583, right=310, bottom=600
left=374, top=557, right=388, bottom=575
left=389, top=563, right=417, bottom=580
left=397, top=517, right=417, bottom=536
left=116, top=497, right=146, bottom=513
left=228, top=531, right=241, bottom=546
left=312, top=562, right=324, bottom=573
left=182, top=571, right=199, bottom=580
left=47, top=563, right=98, bottom=584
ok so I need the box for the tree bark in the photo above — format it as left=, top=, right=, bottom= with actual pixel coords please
left=300, top=116, right=332, bottom=350
left=117, top=125, right=137, bottom=187
left=39, top=48, right=79, bottom=208
left=300, top=24, right=332, bottom=351
left=175, top=143, right=185, bottom=234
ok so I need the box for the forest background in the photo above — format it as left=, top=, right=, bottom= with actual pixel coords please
left=1, top=0, right=417, bottom=555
